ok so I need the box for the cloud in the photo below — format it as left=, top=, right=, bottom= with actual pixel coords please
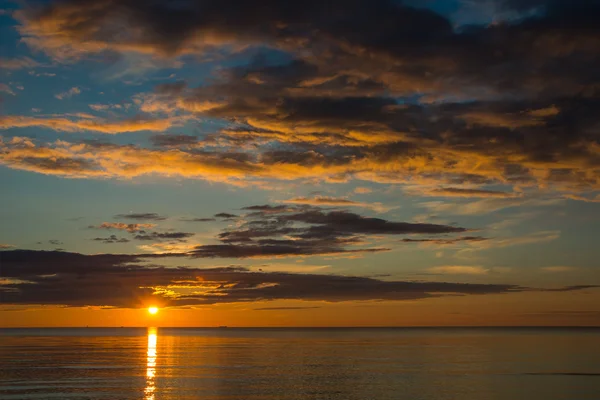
left=401, top=236, right=489, bottom=246
left=188, top=244, right=385, bottom=259
left=16, top=0, right=600, bottom=95
left=242, top=205, right=294, bottom=214
left=181, top=204, right=467, bottom=259
left=283, top=196, right=391, bottom=212
left=180, top=217, right=217, bottom=222
left=0, top=56, right=39, bottom=70
left=427, top=266, right=489, bottom=275
left=540, top=266, right=578, bottom=273
left=479, top=231, right=560, bottom=250
left=563, top=194, right=600, bottom=203
left=114, top=213, right=167, bottom=221
left=1, top=0, right=600, bottom=197
left=460, top=106, right=560, bottom=129
left=415, top=187, right=519, bottom=199
left=0, top=84, right=16, bottom=96
left=249, top=263, right=331, bottom=273
left=150, top=134, right=199, bottom=147
left=214, top=213, right=238, bottom=219
left=91, top=222, right=156, bottom=233
left=540, top=285, right=599, bottom=293
left=29, top=71, right=56, bottom=77
left=0, top=115, right=181, bottom=134
left=92, top=235, right=130, bottom=244
left=54, top=86, right=81, bottom=100
left=1, top=249, right=595, bottom=307
left=83, top=204, right=470, bottom=259
left=89, top=103, right=130, bottom=112
left=419, top=197, right=564, bottom=216
left=0, top=244, right=15, bottom=249
left=133, top=232, right=194, bottom=241
left=455, top=230, right=561, bottom=258
left=0, top=137, right=266, bottom=181
left=0, top=249, right=527, bottom=307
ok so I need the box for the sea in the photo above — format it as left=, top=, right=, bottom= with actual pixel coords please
left=0, top=327, right=599, bottom=400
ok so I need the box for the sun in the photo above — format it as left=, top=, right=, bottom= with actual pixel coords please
left=148, top=307, right=159, bottom=315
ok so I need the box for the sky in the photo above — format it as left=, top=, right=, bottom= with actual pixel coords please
left=1, top=0, right=599, bottom=327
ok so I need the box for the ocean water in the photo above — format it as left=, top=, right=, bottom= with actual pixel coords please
left=0, top=327, right=599, bottom=400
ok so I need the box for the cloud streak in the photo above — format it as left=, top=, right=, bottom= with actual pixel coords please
left=283, top=196, right=391, bottom=212
left=91, top=222, right=156, bottom=233
left=115, top=213, right=167, bottom=221
left=0, top=115, right=181, bottom=134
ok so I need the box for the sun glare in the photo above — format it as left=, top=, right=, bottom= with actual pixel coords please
left=148, top=307, right=159, bottom=315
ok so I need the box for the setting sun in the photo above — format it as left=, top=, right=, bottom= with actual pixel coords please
left=148, top=307, right=159, bottom=315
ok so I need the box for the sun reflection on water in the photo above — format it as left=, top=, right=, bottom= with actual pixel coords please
left=145, top=327, right=157, bottom=400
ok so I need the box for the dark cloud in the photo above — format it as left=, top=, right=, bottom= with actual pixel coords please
left=180, top=217, right=217, bottom=222
left=214, top=213, right=238, bottom=219
left=0, top=249, right=539, bottom=307
left=278, top=208, right=467, bottom=235
left=189, top=243, right=386, bottom=259
left=150, top=134, right=199, bottom=147
left=30, top=205, right=470, bottom=260
left=36, top=239, right=65, bottom=247
left=242, top=205, right=297, bottom=216
left=500, top=0, right=600, bottom=14
left=16, top=0, right=600, bottom=97
left=185, top=205, right=468, bottom=258
left=92, top=235, right=130, bottom=244
left=114, top=213, right=167, bottom=221
left=133, top=232, right=195, bottom=241
left=1, top=249, right=595, bottom=308
left=89, top=222, right=156, bottom=232
left=541, top=285, right=599, bottom=292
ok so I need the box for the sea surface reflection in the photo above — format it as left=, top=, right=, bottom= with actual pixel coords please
left=145, top=328, right=157, bottom=400
left=0, top=327, right=599, bottom=400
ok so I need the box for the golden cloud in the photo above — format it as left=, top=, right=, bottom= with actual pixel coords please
left=0, top=115, right=181, bottom=134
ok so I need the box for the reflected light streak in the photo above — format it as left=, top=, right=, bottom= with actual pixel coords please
left=145, top=327, right=157, bottom=400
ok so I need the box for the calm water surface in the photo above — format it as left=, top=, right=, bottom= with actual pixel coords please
left=0, top=327, right=599, bottom=400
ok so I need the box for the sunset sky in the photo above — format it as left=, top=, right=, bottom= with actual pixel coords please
left=1, top=0, right=599, bottom=327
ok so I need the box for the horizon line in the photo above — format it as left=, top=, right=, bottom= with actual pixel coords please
left=2, top=325, right=599, bottom=329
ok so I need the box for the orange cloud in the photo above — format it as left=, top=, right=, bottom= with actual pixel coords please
left=94, top=222, right=156, bottom=232
left=282, top=196, right=391, bottom=212
left=0, top=56, right=40, bottom=70
left=1, top=134, right=599, bottom=198
left=460, top=106, right=560, bottom=129
left=410, top=187, right=519, bottom=198
left=0, top=115, right=181, bottom=134
left=428, top=266, right=489, bottom=275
